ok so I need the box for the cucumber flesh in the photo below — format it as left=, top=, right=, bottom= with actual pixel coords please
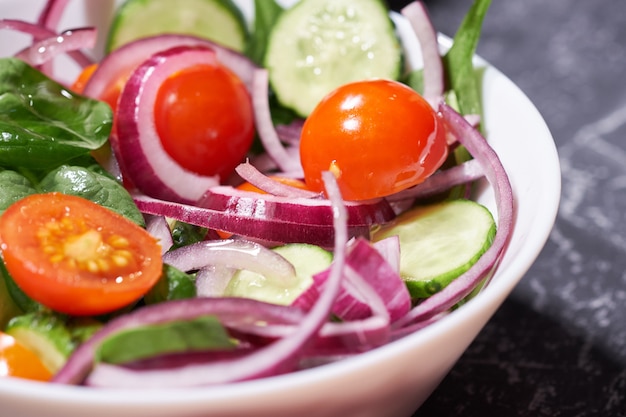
left=106, top=0, right=248, bottom=53
left=264, top=0, right=402, bottom=116
left=5, top=313, right=75, bottom=373
left=372, top=199, right=496, bottom=299
left=224, top=243, right=332, bottom=305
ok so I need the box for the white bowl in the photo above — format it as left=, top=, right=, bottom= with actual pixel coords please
left=0, top=1, right=561, bottom=416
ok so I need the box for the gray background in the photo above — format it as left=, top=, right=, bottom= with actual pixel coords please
left=387, top=0, right=626, bottom=415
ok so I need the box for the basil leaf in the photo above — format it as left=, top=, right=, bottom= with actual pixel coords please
left=0, top=58, right=112, bottom=170
left=96, top=316, right=236, bottom=365
left=39, top=165, right=145, bottom=227
left=0, top=170, right=37, bottom=213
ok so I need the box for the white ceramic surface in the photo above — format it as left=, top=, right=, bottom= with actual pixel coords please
left=0, top=1, right=561, bottom=416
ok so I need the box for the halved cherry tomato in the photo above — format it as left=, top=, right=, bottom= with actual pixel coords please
left=0, top=331, right=51, bottom=381
left=299, top=79, right=449, bottom=201
left=154, top=63, right=255, bottom=181
left=0, top=193, right=163, bottom=316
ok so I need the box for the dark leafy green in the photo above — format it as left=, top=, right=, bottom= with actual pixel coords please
left=96, top=315, right=236, bottom=365
left=144, top=264, right=197, bottom=304
left=245, top=0, right=285, bottom=66
left=39, top=165, right=145, bottom=226
left=0, top=58, right=112, bottom=170
left=170, top=221, right=208, bottom=249
left=443, top=0, right=491, bottom=117
left=0, top=170, right=37, bottom=213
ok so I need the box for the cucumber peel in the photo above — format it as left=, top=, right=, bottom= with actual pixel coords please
left=372, top=199, right=496, bottom=299
left=264, top=0, right=402, bottom=116
left=105, top=0, right=249, bottom=53
left=5, top=313, right=76, bottom=373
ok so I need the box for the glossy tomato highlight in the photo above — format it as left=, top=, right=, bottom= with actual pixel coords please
left=300, top=79, right=449, bottom=200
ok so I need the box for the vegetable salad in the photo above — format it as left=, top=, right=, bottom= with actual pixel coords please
left=0, top=0, right=512, bottom=388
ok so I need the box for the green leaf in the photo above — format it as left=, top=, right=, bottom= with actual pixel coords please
left=245, top=0, right=285, bottom=65
left=144, top=264, right=197, bottom=304
left=443, top=0, right=491, bottom=117
left=0, top=170, right=37, bottom=214
left=0, top=259, right=41, bottom=314
left=96, top=315, right=236, bottom=365
left=39, top=165, right=145, bottom=226
left=0, top=58, right=112, bottom=170
left=170, top=221, right=208, bottom=249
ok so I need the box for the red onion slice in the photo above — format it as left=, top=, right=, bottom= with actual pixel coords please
left=145, top=215, right=173, bottom=254
left=234, top=161, right=319, bottom=198
left=83, top=34, right=257, bottom=101
left=199, top=185, right=395, bottom=227
left=133, top=193, right=370, bottom=248
left=401, top=1, right=445, bottom=107
left=387, top=158, right=485, bottom=202
left=163, top=239, right=297, bottom=285
left=252, top=68, right=303, bottom=174
left=115, top=45, right=221, bottom=203
left=14, top=27, right=96, bottom=68
left=311, top=238, right=410, bottom=323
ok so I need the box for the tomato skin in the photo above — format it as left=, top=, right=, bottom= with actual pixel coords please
left=155, top=64, right=255, bottom=180
left=0, top=332, right=51, bottom=381
left=0, top=193, right=163, bottom=316
left=300, top=79, right=449, bottom=201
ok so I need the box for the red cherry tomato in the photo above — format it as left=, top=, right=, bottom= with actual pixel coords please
left=0, top=331, right=52, bottom=381
left=0, top=193, right=163, bottom=316
left=154, top=63, right=255, bottom=180
left=299, top=79, right=449, bottom=200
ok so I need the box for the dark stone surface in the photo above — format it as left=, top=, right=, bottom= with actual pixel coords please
left=387, top=0, right=626, bottom=415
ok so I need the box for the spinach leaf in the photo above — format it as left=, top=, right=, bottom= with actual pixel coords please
left=245, top=0, right=285, bottom=65
left=144, top=264, right=197, bottom=304
left=0, top=58, right=112, bottom=170
left=96, top=315, right=236, bottom=365
left=39, top=165, right=145, bottom=226
left=0, top=170, right=37, bottom=213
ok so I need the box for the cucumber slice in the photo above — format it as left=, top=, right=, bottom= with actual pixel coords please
left=5, top=313, right=75, bottom=373
left=224, top=243, right=332, bottom=305
left=105, top=0, right=248, bottom=53
left=372, top=200, right=496, bottom=299
left=264, top=0, right=402, bottom=116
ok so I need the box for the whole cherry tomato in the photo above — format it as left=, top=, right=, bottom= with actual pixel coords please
left=154, top=63, right=255, bottom=180
left=299, top=79, right=449, bottom=200
left=0, top=193, right=163, bottom=316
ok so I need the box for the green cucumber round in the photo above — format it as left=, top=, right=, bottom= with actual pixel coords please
left=105, top=0, right=249, bottom=53
left=224, top=243, right=332, bottom=305
left=372, top=199, right=496, bottom=299
left=264, top=0, right=402, bottom=116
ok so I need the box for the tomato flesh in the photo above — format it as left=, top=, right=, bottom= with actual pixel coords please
left=155, top=64, right=255, bottom=181
left=0, top=193, right=163, bottom=316
left=0, top=332, right=51, bottom=381
left=300, top=79, right=449, bottom=200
